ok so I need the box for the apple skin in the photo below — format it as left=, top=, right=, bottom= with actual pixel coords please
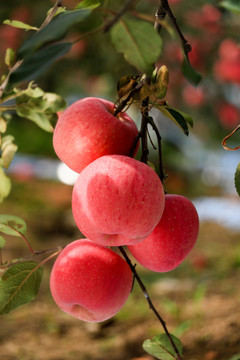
left=72, top=155, right=165, bottom=247
left=50, top=239, right=133, bottom=322
left=53, top=97, right=139, bottom=173
left=127, top=194, right=199, bottom=272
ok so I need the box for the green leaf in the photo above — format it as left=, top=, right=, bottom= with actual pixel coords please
left=111, top=19, right=162, bottom=74
left=0, top=261, right=43, bottom=314
left=0, top=215, right=27, bottom=237
left=75, top=0, right=101, bottom=10
left=174, top=320, right=192, bottom=337
left=156, top=106, right=189, bottom=135
left=143, top=333, right=183, bottom=360
left=177, top=110, right=193, bottom=128
left=16, top=91, right=66, bottom=132
left=228, top=354, right=240, bottom=360
left=182, top=59, right=202, bottom=86
left=0, top=167, right=11, bottom=202
left=0, top=236, right=6, bottom=249
left=3, top=20, right=38, bottom=31
left=1, top=135, right=18, bottom=169
left=234, top=162, right=240, bottom=197
left=16, top=82, right=45, bottom=98
left=165, top=107, right=189, bottom=135
left=18, top=9, right=90, bottom=57
left=4, top=48, right=15, bottom=68
left=220, top=0, right=240, bottom=13
left=9, top=42, right=72, bottom=87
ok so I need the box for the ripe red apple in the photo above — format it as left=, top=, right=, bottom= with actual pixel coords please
left=72, top=155, right=165, bottom=247
left=128, top=194, right=199, bottom=272
left=53, top=97, right=139, bottom=173
left=50, top=239, right=133, bottom=322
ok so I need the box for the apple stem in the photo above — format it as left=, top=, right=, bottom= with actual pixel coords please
left=140, top=98, right=150, bottom=164
left=130, top=132, right=141, bottom=157
left=119, top=246, right=183, bottom=360
left=139, top=97, right=166, bottom=183
left=147, top=115, right=165, bottom=183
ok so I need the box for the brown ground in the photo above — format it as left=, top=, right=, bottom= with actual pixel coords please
left=0, top=179, right=240, bottom=360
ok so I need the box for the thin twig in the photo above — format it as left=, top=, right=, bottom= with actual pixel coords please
left=147, top=116, right=165, bottom=183
left=103, top=0, right=139, bottom=32
left=1, top=226, right=35, bottom=255
left=154, top=1, right=167, bottom=34
left=73, top=26, right=103, bottom=44
left=39, top=0, right=63, bottom=30
left=119, top=246, right=183, bottom=360
left=158, top=0, right=191, bottom=60
left=129, top=132, right=141, bottom=157
left=0, top=60, right=23, bottom=99
left=0, top=0, right=63, bottom=99
left=0, top=247, right=63, bottom=269
left=147, top=127, right=157, bottom=150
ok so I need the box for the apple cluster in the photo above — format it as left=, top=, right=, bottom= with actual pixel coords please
left=50, top=97, right=199, bottom=322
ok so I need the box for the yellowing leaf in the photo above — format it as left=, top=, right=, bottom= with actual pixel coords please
left=3, top=19, right=38, bottom=31
left=1, top=135, right=18, bottom=169
left=0, top=167, right=11, bottom=202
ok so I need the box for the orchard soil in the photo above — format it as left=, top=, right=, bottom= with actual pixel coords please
left=1, top=178, right=240, bottom=360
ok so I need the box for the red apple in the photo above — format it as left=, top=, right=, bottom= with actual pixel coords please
left=218, top=103, right=239, bottom=129
left=53, top=97, right=139, bottom=173
left=219, top=39, right=240, bottom=62
left=214, top=39, right=240, bottom=84
left=214, top=60, right=240, bottom=84
left=50, top=239, right=133, bottom=322
left=72, top=155, right=165, bottom=247
left=128, top=194, right=199, bottom=272
left=182, top=83, right=205, bottom=107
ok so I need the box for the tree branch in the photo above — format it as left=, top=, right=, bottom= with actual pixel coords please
left=119, top=246, right=183, bottom=360
left=39, top=0, right=63, bottom=30
left=154, top=1, right=167, bottom=34
left=157, top=0, right=191, bottom=60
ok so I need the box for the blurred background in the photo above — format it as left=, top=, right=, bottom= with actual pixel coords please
left=0, top=1, right=240, bottom=359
